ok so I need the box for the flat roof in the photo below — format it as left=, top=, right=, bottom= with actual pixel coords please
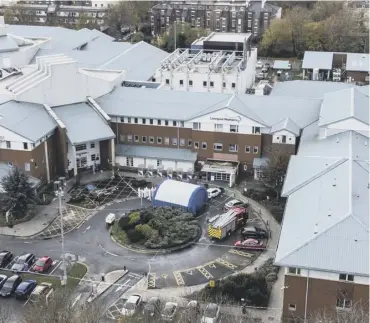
left=116, top=145, right=197, bottom=163
left=205, top=32, right=251, bottom=43
left=273, top=60, right=291, bottom=70
left=302, top=51, right=333, bottom=70
left=201, top=159, right=239, bottom=174
left=346, top=53, right=369, bottom=72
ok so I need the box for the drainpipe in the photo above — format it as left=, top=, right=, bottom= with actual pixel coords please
left=44, top=140, right=50, bottom=183
left=304, top=270, right=309, bottom=322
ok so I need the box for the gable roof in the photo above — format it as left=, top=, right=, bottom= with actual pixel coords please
left=302, top=51, right=333, bottom=70
left=270, top=118, right=301, bottom=136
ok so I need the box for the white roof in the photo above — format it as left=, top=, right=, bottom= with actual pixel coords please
left=273, top=60, right=291, bottom=70
left=205, top=32, right=251, bottom=43
left=302, top=51, right=333, bottom=70
left=154, top=180, right=201, bottom=207
left=346, top=53, right=369, bottom=72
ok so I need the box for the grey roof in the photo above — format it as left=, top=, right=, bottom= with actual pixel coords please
left=346, top=53, right=369, bottom=72
left=0, top=163, right=40, bottom=192
left=318, top=87, right=369, bottom=127
left=0, top=101, right=56, bottom=142
left=52, top=103, right=115, bottom=145
left=276, top=127, right=369, bottom=275
left=273, top=60, right=290, bottom=70
left=270, top=118, right=301, bottom=136
left=116, top=145, right=197, bottom=162
left=302, top=51, right=333, bottom=70
left=99, top=41, right=168, bottom=81
left=0, top=35, right=19, bottom=53
left=271, top=80, right=360, bottom=98
left=253, top=157, right=269, bottom=168
left=51, top=28, right=98, bottom=50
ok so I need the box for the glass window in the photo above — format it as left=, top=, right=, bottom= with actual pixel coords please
left=189, top=80, right=193, bottom=86
left=252, top=127, right=261, bottom=134
left=6, top=141, right=11, bottom=148
left=165, top=79, right=170, bottom=84
left=142, top=118, right=146, bottom=124
left=75, top=144, right=86, bottom=151
left=193, top=122, right=201, bottom=130
left=127, top=135, right=132, bottom=142
left=202, top=142, right=207, bottom=150
left=229, top=144, right=238, bottom=152
left=180, top=139, right=185, bottom=146
left=210, top=81, right=214, bottom=87
left=142, top=136, right=147, bottom=143
left=90, top=143, right=95, bottom=148
left=203, top=81, right=207, bottom=87
left=288, top=267, right=301, bottom=275
left=134, top=135, right=139, bottom=142
left=165, top=120, right=169, bottom=126
left=157, top=120, right=161, bottom=125
left=230, top=125, right=238, bottom=133
left=179, top=80, right=184, bottom=86
left=232, top=82, right=236, bottom=88
left=127, top=117, right=131, bottom=123
left=188, top=139, right=192, bottom=147
left=164, top=137, right=169, bottom=145
left=245, top=145, right=250, bottom=153
left=222, top=82, right=226, bottom=88
left=214, top=124, right=223, bottom=131
left=134, top=118, right=138, bottom=124
left=150, top=119, right=154, bottom=125
left=120, top=117, right=124, bottom=122
left=253, top=146, right=259, bottom=154
left=172, top=137, right=178, bottom=145
left=23, top=142, right=28, bottom=150
left=194, top=141, right=199, bottom=149
left=173, top=121, right=177, bottom=127
left=213, top=143, right=223, bottom=151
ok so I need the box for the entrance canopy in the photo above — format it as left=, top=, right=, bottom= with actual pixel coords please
left=201, top=159, right=239, bottom=187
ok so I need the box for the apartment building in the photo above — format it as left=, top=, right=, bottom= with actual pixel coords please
left=0, top=0, right=114, bottom=27
left=150, top=0, right=281, bottom=38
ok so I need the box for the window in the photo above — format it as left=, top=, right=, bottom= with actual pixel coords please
left=282, top=135, right=287, bottom=143
left=119, top=134, right=125, bottom=143
left=90, top=142, right=95, bottom=148
left=180, top=138, right=185, bottom=146
left=179, top=80, right=184, bottom=86
left=157, top=120, right=161, bottom=126
left=150, top=119, right=153, bottom=125
left=23, top=142, right=28, bottom=150
left=165, top=79, right=170, bottom=84
left=188, top=139, right=192, bottom=147
left=156, top=137, right=162, bottom=144
left=134, top=135, right=139, bottom=142
left=127, top=135, right=133, bottom=142
left=165, top=120, right=169, bottom=126
left=203, top=81, right=207, bottom=87
left=142, top=118, right=146, bottom=124
left=230, top=125, right=239, bottom=133
left=34, top=162, right=38, bottom=169
left=172, top=137, right=178, bottom=146
left=194, top=141, right=199, bottom=149
left=245, top=146, right=251, bottom=153
left=127, top=117, right=131, bottom=123
left=288, top=267, right=301, bottom=275
left=213, top=143, right=223, bottom=151
left=75, top=144, right=86, bottom=151
left=189, top=80, right=193, bottom=86
left=229, top=144, right=238, bottom=152
left=339, top=274, right=354, bottom=282
left=164, top=137, right=169, bottom=145
left=120, top=117, right=125, bottom=122
left=173, top=121, right=177, bottom=127
left=253, top=146, right=259, bottom=154
left=288, top=304, right=296, bottom=311
left=232, top=82, right=236, bottom=88
left=222, top=82, right=226, bottom=88
left=210, top=81, right=214, bottom=87
left=193, top=122, right=201, bottom=130
left=202, top=142, right=207, bottom=150
left=252, top=127, right=261, bottom=134
left=336, top=298, right=352, bottom=309
left=134, top=118, right=138, bottom=124
left=91, top=154, right=96, bottom=161
left=180, top=121, right=184, bottom=127
left=142, top=136, right=147, bottom=143
left=157, top=160, right=162, bottom=167
left=6, top=141, right=10, bottom=149
left=214, top=124, right=223, bottom=131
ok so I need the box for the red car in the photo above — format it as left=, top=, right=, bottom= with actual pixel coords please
left=234, top=238, right=266, bottom=251
left=33, top=257, right=53, bottom=273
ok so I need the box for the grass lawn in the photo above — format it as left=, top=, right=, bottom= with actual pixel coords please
left=111, top=222, right=129, bottom=245
left=0, top=262, right=87, bottom=290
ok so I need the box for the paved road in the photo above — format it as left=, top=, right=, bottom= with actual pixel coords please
left=0, top=192, right=267, bottom=289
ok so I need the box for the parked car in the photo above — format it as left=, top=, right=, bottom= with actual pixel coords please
left=264, top=62, right=271, bottom=68
left=0, top=274, right=22, bottom=297
left=201, top=303, right=220, bottom=323
left=121, top=294, right=142, bottom=316
left=33, top=256, right=53, bottom=273
left=277, top=70, right=282, bottom=76
left=261, top=66, right=269, bottom=73
left=186, top=300, right=201, bottom=322
left=11, top=253, right=36, bottom=272
left=234, top=238, right=266, bottom=251
left=0, top=251, right=13, bottom=268
left=225, top=199, right=248, bottom=210
left=29, top=282, right=54, bottom=304
left=256, top=61, right=263, bottom=68
left=143, top=296, right=161, bottom=318
left=207, top=188, right=222, bottom=199
left=0, top=275, right=7, bottom=290
left=161, top=302, right=178, bottom=321
left=105, top=213, right=116, bottom=228
left=256, top=72, right=267, bottom=80
left=241, top=226, right=268, bottom=239
left=15, top=280, right=37, bottom=300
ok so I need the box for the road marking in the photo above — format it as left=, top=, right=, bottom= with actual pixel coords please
left=148, top=273, right=156, bottom=288
left=185, top=270, right=193, bottom=275
left=82, top=226, right=91, bottom=234
left=115, top=285, right=123, bottom=292
left=196, top=266, right=213, bottom=280
left=72, top=294, right=81, bottom=308
left=98, top=244, right=118, bottom=257
left=173, top=271, right=185, bottom=286
left=24, top=241, right=32, bottom=244
left=228, top=249, right=253, bottom=258
left=208, top=263, right=217, bottom=269
left=216, top=258, right=238, bottom=270
left=160, top=274, right=168, bottom=279
left=128, top=273, right=142, bottom=279
left=50, top=261, right=62, bottom=275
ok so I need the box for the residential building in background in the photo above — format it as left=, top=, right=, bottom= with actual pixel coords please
left=0, top=0, right=115, bottom=27
left=153, top=32, right=258, bottom=93
left=150, top=0, right=281, bottom=38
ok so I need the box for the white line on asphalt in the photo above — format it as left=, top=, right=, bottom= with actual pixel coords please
left=24, top=241, right=32, bottom=244
left=50, top=261, right=62, bottom=275
left=72, top=294, right=82, bottom=308
left=82, top=226, right=91, bottom=234
left=98, top=244, right=118, bottom=257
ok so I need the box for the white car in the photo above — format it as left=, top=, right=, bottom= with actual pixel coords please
left=256, top=61, right=263, bottom=68
left=161, top=302, right=178, bottom=321
left=105, top=213, right=116, bottom=225
left=201, top=303, right=220, bottom=323
left=207, top=188, right=221, bottom=199
left=225, top=199, right=245, bottom=210
left=121, top=294, right=142, bottom=316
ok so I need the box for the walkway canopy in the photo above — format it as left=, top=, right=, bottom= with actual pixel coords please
left=152, top=180, right=207, bottom=215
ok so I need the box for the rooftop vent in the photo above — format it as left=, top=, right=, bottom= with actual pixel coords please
left=328, top=209, right=331, bottom=217
left=314, top=223, right=318, bottom=235
left=336, top=138, right=339, bottom=143
left=333, top=178, right=336, bottom=187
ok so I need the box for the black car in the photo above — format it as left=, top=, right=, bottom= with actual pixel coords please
left=0, top=275, right=7, bottom=289
left=0, top=251, right=13, bottom=268
left=11, top=253, right=36, bottom=272
left=241, top=226, right=268, bottom=239
left=0, top=274, right=22, bottom=297
left=143, top=296, right=161, bottom=317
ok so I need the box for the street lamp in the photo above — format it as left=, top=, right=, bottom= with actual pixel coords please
left=55, top=188, right=67, bottom=285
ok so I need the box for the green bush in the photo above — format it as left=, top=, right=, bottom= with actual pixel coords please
left=135, top=224, right=153, bottom=238
left=126, top=228, right=144, bottom=243
left=128, top=211, right=141, bottom=224
left=118, top=216, right=135, bottom=230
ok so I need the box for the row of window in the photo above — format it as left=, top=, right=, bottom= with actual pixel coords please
left=75, top=143, right=95, bottom=151
left=288, top=298, right=352, bottom=312
left=165, top=79, right=237, bottom=89
left=5, top=141, right=35, bottom=150
left=119, top=116, right=185, bottom=128
left=288, top=268, right=355, bottom=282
left=121, top=134, right=259, bottom=153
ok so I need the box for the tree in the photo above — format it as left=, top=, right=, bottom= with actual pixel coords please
left=131, top=31, right=145, bottom=43
left=258, top=152, right=290, bottom=199
left=260, top=19, right=293, bottom=56
left=3, top=5, right=32, bottom=25
left=75, top=13, right=99, bottom=30
left=0, top=167, right=36, bottom=220
left=304, top=21, right=326, bottom=51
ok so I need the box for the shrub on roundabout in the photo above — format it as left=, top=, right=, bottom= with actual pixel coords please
left=117, top=207, right=199, bottom=249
